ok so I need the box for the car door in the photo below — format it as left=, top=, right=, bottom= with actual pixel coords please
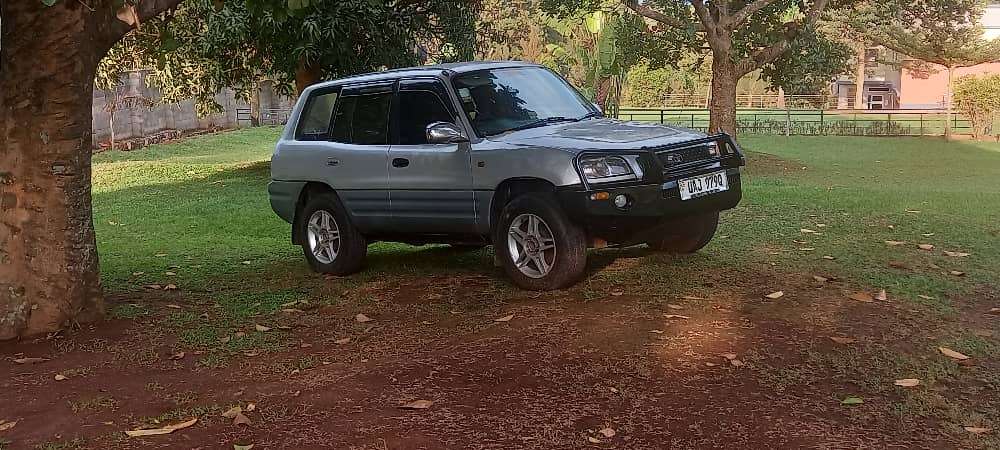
left=388, top=78, right=476, bottom=233
left=283, top=82, right=393, bottom=232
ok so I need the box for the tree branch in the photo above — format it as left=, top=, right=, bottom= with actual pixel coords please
left=690, top=0, right=715, bottom=29
left=728, top=0, right=779, bottom=28
left=621, top=0, right=688, bottom=29
left=734, top=0, right=829, bottom=75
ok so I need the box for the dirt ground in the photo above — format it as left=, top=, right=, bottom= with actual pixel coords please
left=3, top=254, right=997, bottom=450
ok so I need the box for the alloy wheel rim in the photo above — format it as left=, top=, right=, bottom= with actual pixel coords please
left=307, top=210, right=341, bottom=264
left=507, top=213, right=557, bottom=279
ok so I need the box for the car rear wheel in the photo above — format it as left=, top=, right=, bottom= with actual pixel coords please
left=299, top=192, right=367, bottom=275
left=495, top=194, right=586, bottom=290
left=646, top=212, right=719, bottom=254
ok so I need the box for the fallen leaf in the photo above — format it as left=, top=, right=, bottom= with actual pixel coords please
left=355, top=313, right=373, bottom=323
left=400, top=400, right=433, bottom=409
left=494, top=314, right=514, bottom=322
left=680, top=295, right=705, bottom=300
left=917, top=244, right=935, bottom=250
left=849, top=292, right=874, bottom=303
left=950, top=270, right=966, bottom=277
left=798, top=247, right=815, bottom=251
left=989, top=308, right=1000, bottom=315
left=13, top=357, right=48, bottom=364
left=222, top=406, right=242, bottom=419
left=609, top=290, right=624, bottom=296
left=885, top=240, right=906, bottom=246
left=822, top=255, right=836, bottom=260
left=943, top=251, right=970, bottom=257
left=928, top=263, right=942, bottom=269
left=154, top=253, right=168, bottom=257
left=168, top=352, right=185, bottom=361
left=234, top=445, right=255, bottom=450
left=281, top=308, right=304, bottom=313
left=876, top=289, right=888, bottom=301
left=729, top=358, right=745, bottom=367
left=812, top=275, right=828, bottom=282
left=800, top=228, right=817, bottom=234
left=254, top=324, right=271, bottom=332
left=245, top=403, right=256, bottom=412
left=720, top=353, right=738, bottom=360
left=917, top=295, right=936, bottom=300
left=938, top=347, right=970, bottom=360
left=232, top=412, right=252, bottom=426
left=609, top=387, right=619, bottom=394
left=131, top=271, right=145, bottom=276
left=242, top=351, right=260, bottom=357
left=765, top=291, right=784, bottom=299
left=663, top=314, right=690, bottom=319
left=841, top=396, right=864, bottom=405
left=334, top=337, right=351, bottom=345
left=894, top=378, right=920, bottom=387
left=666, top=304, right=684, bottom=310
left=905, top=209, right=921, bottom=213
left=964, top=426, right=992, bottom=434
left=705, top=362, right=718, bottom=367
left=649, top=329, right=664, bottom=334
left=165, top=271, right=176, bottom=276
left=54, top=374, right=67, bottom=381
left=241, top=260, right=252, bottom=265
left=0, top=420, right=17, bottom=432
left=599, top=427, right=616, bottom=438
left=922, top=233, right=935, bottom=237
left=166, top=304, right=183, bottom=309
left=830, top=336, right=856, bottom=344
left=143, top=284, right=162, bottom=290
left=587, top=436, right=602, bottom=444
left=124, top=418, right=198, bottom=437
left=163, top=284, right=178, bottom=291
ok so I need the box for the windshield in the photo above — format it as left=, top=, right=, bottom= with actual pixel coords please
left=452, top=67, right=597, bottom=137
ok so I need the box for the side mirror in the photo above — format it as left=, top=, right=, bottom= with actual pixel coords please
left=426, top=122, right=469, bottom=144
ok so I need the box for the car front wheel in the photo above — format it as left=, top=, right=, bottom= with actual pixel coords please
left=646, top=212, right=719, bottom=254
left=299, top=192, right=367, bottom=275
left=495, top=194, right=587, bottom=290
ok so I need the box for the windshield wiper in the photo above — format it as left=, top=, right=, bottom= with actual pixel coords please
left=499, top=116, right=578, bottom=134
left=577, top=111, right=602, bottom=120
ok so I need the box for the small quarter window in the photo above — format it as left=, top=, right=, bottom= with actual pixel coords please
left=330, top=92, right=391, bottom=145
left=296, top=91, right=339, bottom=140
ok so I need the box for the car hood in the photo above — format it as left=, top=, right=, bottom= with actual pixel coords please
left=484, top=118, right=708, bottom=153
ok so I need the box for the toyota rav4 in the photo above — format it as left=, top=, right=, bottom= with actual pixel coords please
left=269, top=61, right=745, bottom=290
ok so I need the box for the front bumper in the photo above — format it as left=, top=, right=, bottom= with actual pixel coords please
left=557, top=134, right=745, bottom=241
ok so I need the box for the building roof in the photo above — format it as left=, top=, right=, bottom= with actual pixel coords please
left=308, top=60, right=541, bottom=90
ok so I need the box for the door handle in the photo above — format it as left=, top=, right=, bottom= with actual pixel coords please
left=392, top=158, right=410, bottom=168
left=326, top=158, right=340, bottom=167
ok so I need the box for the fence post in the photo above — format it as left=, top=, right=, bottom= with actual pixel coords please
left=660, top=109, right=664, bottom=125
left=920, top=114, right=924, bottom=135
left=820, top=109, right=825, bottom=135
left=785, top=107, right=791, bottom=136
left=691, top=113, right=696, bottom=129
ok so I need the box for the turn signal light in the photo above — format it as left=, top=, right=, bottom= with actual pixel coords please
left=589, top=192, right=610, bottom=201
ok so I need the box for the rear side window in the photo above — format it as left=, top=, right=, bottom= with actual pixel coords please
left=330, top=92, right=391, bottom=145
left=398, top=90, right=455, bottom=145
left=296, top=91, right=339, bottom=140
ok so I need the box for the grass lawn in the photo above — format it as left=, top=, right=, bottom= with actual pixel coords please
left=4, top=128, right=998, bottom=449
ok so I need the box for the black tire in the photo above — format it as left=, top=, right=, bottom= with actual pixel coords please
left=298, top=192, right=367, bottom=275
left=494, top=193, right=587, bottom=290
left=646, top=212, right=719, bottom=254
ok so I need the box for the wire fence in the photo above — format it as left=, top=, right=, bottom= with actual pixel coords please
left=615, top=108, right=989, bottom=136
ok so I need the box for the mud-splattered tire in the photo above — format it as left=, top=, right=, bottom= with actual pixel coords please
left=299, top=192, right=367, bottom=275
left=646, top=212, right=719, bottom=254
left=495, top=193, right=587, bottom=290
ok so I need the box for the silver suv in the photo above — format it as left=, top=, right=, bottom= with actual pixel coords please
left=269, top=61, right=745, bottom=290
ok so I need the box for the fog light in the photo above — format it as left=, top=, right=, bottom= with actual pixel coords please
left=613, top=194, right=629, bottom=209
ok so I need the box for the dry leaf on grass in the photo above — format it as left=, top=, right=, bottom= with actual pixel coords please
left=666, top=304, right=684, bottom=310
left=917, top=295, right=936, bottom=300
left=587, top=436, right=602, bottom=444
left=764, top=291, right=784, bottom=299
left=233, top=412, right=252, bottom=426
left=943, top=251, right=970, bottom=257
left=938, top=347, right=970, bottom=360
left=812, top=275, right=828, bottom=282
left=798, top=247, right=815, bottom=251
left=609, top=290, right=624, bottom=296
left=494, top=314, right=514, bottom=322
left=949, top=270, right=966, bottom=277
left=246, top=403, right=256, bottom=412
left=254, top=324, right=271, bottom=332
left=649, top=330, right=664, bottom=334
left=841, top=397, right=864, bottom=405
left=894, top=378, right=921, bottom=387
left=876, top=289, right=888, bottom=301
left=165, top=271, right=176, bottom=276
left=0, top=420, right=17, bottom=432
left=234, top=445, right=255, bottom=450
left=599, top=428, right=616, bottom=438
left=355, top=313, right=373, bottom=323
left=680, top=295, right=705, bottom=300
left=124, top=418, right=197, bottom=437
left=989, top=308, right=1000, bottom=315
left=849, top=292, right=874, bottom=303
left=885, top=240, right=906, bottom=246
left=830, top=336, right=856, bottom=344
left=800, top=228, right=818, bottom=234
left=163, top=284, right=178, bottom=291
left=822, top=255, right=836, bottom=260
left=168, top=352, right=185, bottom=361
left=54, top=374, right=67, bottom=381
left=13, top=357, right=48, bottom=364
left=917, top=244, right=935, bottom=251
left=400, top=400, right=433, bottom=409
left=663, top=314, right=690, bottom=319
left=166, top=304, right=183, bottom=309
left=222, top=406, right=242, bottom=419
left=964, top=426, right=991, bottom=434
left=334, top=337, right=351, bottom=345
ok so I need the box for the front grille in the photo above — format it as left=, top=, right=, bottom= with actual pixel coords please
left=655, top=145, right=714, bottom=168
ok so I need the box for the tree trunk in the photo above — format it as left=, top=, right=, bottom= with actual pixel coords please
left=708, top=55, right=739, bottom=136
left=854, top=43, right=867, bottom=110
left=0, top=0, right=120, bottom=339
left=295, top=57, right=323, bottom=95
left=944, top=65, right=954, bottom=138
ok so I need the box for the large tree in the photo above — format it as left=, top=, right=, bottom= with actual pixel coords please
left=544, top=0, right=848, bottom=135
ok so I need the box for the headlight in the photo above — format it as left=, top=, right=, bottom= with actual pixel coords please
left=578, top=155, right=640, bottom=183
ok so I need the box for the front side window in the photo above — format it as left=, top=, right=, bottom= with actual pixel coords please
left=452, top=67, right=596, bottom=137
left=296, top=91, right=339, bottom=140
left=330, top=92, right=391, bottom=145
left=398, top=87, right=455, bottom=145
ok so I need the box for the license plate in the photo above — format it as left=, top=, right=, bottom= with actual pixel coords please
left=679, top=171, right=728, bottom=201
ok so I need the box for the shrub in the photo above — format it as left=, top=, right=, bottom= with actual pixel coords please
left=953, top=74, right=1000, bottom=139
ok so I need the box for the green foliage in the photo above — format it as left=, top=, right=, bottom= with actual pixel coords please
left=761, top=28, right=853, bottom=96
left=953, top=74, right=1000, bottom=138
left=622, top=61, right=708, bottom=107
